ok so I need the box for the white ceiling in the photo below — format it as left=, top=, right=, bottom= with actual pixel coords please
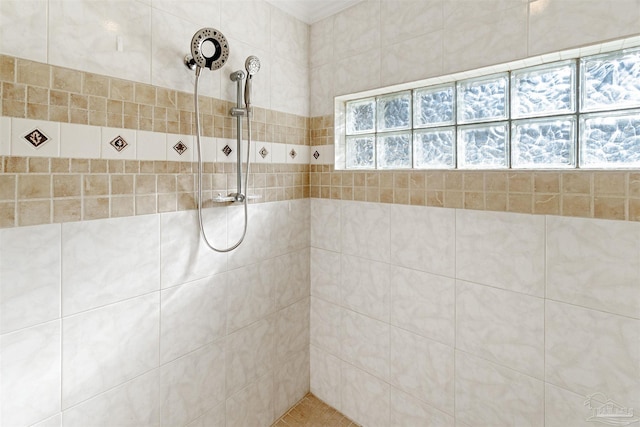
left=265, top=0, right=363, bottom=24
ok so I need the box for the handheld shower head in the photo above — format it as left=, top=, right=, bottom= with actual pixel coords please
left=189, top=28, right=229, bottom=71
left=244, top=56, right=260, bottom=110
left=245, top=55, right=261, bottom=76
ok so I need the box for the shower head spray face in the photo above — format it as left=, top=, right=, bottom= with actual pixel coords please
left=190, top=28, right=229, bottom=71
left=245, top=55, right=261, bottom=77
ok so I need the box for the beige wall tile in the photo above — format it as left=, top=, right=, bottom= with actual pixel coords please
left=53, top=174, right=81, bottom=198
left=0, top=175, right=16, bottom=200
left=0, top=202, right=15, bottom=227
left=84, top=175, right=109, bottom=196
left=18, top=175, right=51, bottom=199
left=53, top=198, right=81, bottom=223
left=17, top=200, right=50, bottom=226
left=83, top=197, right=109, bottom=220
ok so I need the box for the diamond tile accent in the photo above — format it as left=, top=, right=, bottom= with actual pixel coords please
left=259, top=146, right=269, bottom=158
left=313, top=150, right=320, bottom=160
left=109, top=136, right=128, bottom=152
left=173, top=141, right=187, bottom=155
left=23, top=128, right=49, bottom=148
left=222, top=144, right=232, bottom=157
left=289, top=148, right=297, bottom=159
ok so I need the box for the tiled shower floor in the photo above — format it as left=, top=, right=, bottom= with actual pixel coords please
left=271, top=393, right=360, bottom=426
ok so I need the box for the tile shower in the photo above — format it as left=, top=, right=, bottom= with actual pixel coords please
left=1, top=1, right=639, bottom=427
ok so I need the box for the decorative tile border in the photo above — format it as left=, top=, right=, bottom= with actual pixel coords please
left=2, top=52, right=639, bottom=227
left=0, top=155, right=309, bottom=228
left=309, top=166, right=640, bottom=222
left=0, top=54, right=309, bottom=145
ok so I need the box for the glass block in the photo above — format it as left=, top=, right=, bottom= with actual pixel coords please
left=457, top=123, right=508, bottom=169
left=377, top=91, right=411, bottom=131
left=377, top=132, right=412, bottom=169
left=413, top=84, right=455, bottom=128
left=581, top=47, right=640, bottom=112
left=346, top=98, right=375, bottom=134
left=580, top=110, right=640, bottom=168
left=457, top=74, right=508, bottom=124
left=346, top=135, right=375, bottom=169
left=511, top=116, right=576, bottom=169
left=511, top=61, right=576, bottom=119
left=413, top=127, right=455, bottom=169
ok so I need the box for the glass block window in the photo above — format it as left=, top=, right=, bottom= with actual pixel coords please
left=377, top=132, right=412, bottom=169
left=346, top=98, right=375, bottom=134
left=414, top=128, right=455, bottom=169
left=377, top=91, right=412, bottom=131
left=342, top=45, right=640, bottom=170
left=511, top=61, right=576, bottom=118
left=414, top=85, right=455, bottom=128
left=512, top=117, right=576, bottom=168
left=346, top=135, right=375, bottom=169
left=580, top=110, right=640, bottom=168
left=457, top=74, right=508, bottom=124
left=581, top=48, right=640, bottom=113
left=458, top=123, right=508, bottom=169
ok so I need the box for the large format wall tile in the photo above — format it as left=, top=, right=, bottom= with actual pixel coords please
left=528, top=0, right=640, bottom=56
left=341, top=201, right=390, bottom=263
left=225, top=317, right=275, bottom=397
left=390, top=266, right=455, bottom=347
left=310, top=247, right=341, bottom=305
left=341, top=309, right=390, bottom=381
left=341, top=362, right=390, bottom=427
left=390, top=327, right=454, bottom=415
left=227, top=201, right=306, bottom=270
left=310, top=346, right=342, bottom=412
left=455, top=209, right=545, bottom=297
left=225, top=373, right=275, bottom=427
left=48, top=0, right=152, bottom=83
left=0, top=321, right=61, bottom=427
left=0, top=0, right=47, bottom=62
left=310, top=198, right=341, bottom=252
left=62, top=294, right=160, bottom=408
left=381, top=30, right=445, bottom=87
left=341, top=254, right=390, bottom=321
left=389, top=389, right=454, bottom=427
left=546, top=300, right=640, bottom=409
left=309, top=296, right=341, bottom=356
left=332, top=0, right=380, bottom=61
left=390, top=205, right=455, bottom=278
left=160, top=341, right=226, bottom=427
left=226, top=258, right=276, bottom=333
left=160, top=209, right=227, bottom=288
left=455, top=351, right=544, bottom=427
left=274, top=249, right=310, bottom=310
left=275, top=298, right=310, bottom=364
left=547, top=215, right=640, bottom=319
left=185, top=403, right=225, bottom=427
left=0, top=223, right=60, bottom=333
left=62, top=214, right=160, bottom=315
left=544, top=383, right=598, bottom=427
left=456, top=280, right=544, bottom=379
left=443, top=1, right=528, bottom=73
left=160, top=273, right=227, bottom=364
left=62, top=370, right=160, bottom=427
left=274, top=349, right=310, bottom=419
left=380, top=0, right=443, bottom=46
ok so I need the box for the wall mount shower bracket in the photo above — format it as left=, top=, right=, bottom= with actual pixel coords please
left=212, top=193, right=262, bottom=203
left=230, top=107, right=246, bottom=117
left=184, top=55, right=197, bottom=70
